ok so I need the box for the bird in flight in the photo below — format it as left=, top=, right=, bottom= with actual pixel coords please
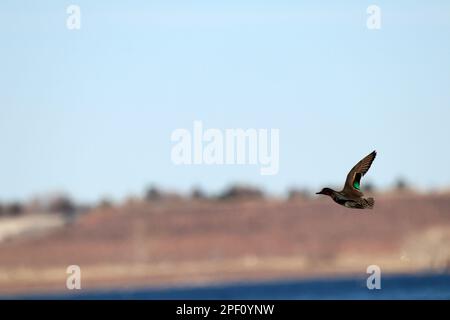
left=316, top=150, right=377, bottom=209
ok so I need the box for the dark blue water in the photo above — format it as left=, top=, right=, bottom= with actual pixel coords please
left=5, top=273, right=450, bottom=300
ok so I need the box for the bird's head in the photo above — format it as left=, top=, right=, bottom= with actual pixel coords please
left=316, top=188, right=333, bottom=196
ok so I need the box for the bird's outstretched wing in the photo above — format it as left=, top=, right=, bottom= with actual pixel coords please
left=343, top=150, right=377, bottom=195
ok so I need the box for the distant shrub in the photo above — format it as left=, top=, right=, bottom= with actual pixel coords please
left=98, top=198, right=113, bottom=209
left=145, top=185, right=163, bottom=201
left=395, top=178, right=410, bottom=191
left=191, top=187, right=207, bottom=200
left=218, top=185, right=264, bottom=201
left=288, top=188, right=311, bottom=201
left=48, top=196, right=75, bottom=214
left=143, top=185, right=186, bottom=203
left=5, top=202, right=23, bottom=216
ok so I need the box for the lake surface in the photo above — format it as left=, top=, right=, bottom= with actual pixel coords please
left=6, top=273, right=450, bottom=300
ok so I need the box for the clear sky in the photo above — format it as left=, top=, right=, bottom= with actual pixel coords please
left=1, top=1, right=450, bottom=202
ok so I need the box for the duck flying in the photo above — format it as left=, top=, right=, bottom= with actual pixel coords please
left=316, top=150, right=377, bottom=209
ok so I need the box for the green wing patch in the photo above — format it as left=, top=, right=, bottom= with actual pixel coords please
left=353, top=181, right=360, bottom=190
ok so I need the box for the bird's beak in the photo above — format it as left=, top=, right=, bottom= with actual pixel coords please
left=316, top=191, right=322, bottom=195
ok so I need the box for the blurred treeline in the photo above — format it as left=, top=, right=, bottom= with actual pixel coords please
left=0, top=178, right=414, bottom=218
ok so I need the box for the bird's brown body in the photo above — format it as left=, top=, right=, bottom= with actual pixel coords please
left=317, top=151, right=377, bottom=209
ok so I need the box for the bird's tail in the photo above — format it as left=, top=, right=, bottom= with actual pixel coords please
left=365, top=197, right=375, bottom=209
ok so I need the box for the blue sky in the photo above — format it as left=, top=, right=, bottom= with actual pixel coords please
left=1, top=1, right=450, bottom=202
